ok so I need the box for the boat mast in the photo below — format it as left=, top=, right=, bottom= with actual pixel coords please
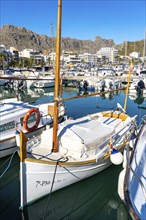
left=124, top=60, right=132, bottom=112
left=52, top=0, right=62, bottom=153
left=50, top=23, right=55, bottom=73
left=143, top=30, right=146, bottom=62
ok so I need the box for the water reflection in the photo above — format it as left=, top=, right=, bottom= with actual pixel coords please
left=31, top=87, right=54, bottom=97
left=0, top=154, right=21, bottom=220
left=0, top=154, right=131, bottom=220
left=0, top=85, right=145, bottom=123
left=100, top=91, right=120, bottom=100
left=1, top=86, right=144, bottom=220
left=129, top=93, right=146, bottom=110
left=77, top=90, right=121, bottom=100
left=22, top=165, right=130, bottom=220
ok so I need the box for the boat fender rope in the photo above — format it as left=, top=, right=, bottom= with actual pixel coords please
left=23, top=108, right=41, bottom=132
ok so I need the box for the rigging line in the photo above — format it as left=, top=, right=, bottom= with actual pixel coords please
left=60, top=165, right=82, bottom=180
left=42, top=156, right=67, bottom=220
left=0, top=155, right=12, bottom=168
left=28, top=151, right=68, bottom=162
left=0, top=150, right=17, bottom=178
left=43, top=161, right=58, bottom=220
left=61, top=88, right=125, bottom=101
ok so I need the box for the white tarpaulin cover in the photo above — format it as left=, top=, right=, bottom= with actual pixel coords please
left=40, top=118, right=115, bottom=158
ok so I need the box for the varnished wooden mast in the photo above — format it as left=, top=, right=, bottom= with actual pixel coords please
left=52, top=0, right=62, bottom=153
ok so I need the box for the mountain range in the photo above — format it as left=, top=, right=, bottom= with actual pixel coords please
left=0, top=25, right=144, bottom=56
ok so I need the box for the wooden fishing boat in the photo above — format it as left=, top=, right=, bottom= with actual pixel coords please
left=19, top=0, right=137, bottom=209
left=118, top=115, right=146, bottom=220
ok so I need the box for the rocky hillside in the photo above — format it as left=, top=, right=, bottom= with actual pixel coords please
left=0, top=25, right=144, bottom=55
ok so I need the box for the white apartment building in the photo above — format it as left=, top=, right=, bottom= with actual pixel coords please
left=63, top=54, right=81, bottom=64
left=48, top=52, right=56, bottom=62
left=19, top=49, right=45, bottom=65
left=0, top=44, right=15, bottom=65
left=0, top=45, right=14, bottom=64
left=96, top=47, right=118, bottom=63
left=19, top=49, right=34, bottom=58
left=9, top=47, right=19, bottom=61
left=78, top=53, right=98, bottom=64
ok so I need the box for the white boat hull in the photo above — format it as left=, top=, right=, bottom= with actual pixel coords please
left=20, top=111, right=137, bottom=208
left=34, top=81, right=55, bottom=88
left=20, top=157, right=111, bottom=208
left=118, top=116, right=146, bottom=220
left=0, top=126, right=45, bottom=158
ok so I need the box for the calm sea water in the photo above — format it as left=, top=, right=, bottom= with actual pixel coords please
left=0, top=86, right=146, bottom=220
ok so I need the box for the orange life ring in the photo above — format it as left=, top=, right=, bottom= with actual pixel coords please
left=23, top=108, right=41, bottom=132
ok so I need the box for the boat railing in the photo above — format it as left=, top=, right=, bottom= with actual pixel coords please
left=125, top=123, right=146, bottom=200
left=96, top=119, right=137, bottom=158
left=27, top=136, right=41, bottom=152
left=113, top=122, right=137, bottom=144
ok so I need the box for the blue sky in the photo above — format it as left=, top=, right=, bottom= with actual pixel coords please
left=0, top=0, right=145, bottom=44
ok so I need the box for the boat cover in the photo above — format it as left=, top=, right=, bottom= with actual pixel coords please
left=41, top=118, right=115, bottom=158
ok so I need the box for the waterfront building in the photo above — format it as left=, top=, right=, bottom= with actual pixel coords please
left=9, top=47, right=19, bottom=61
left=62, top=53, right=81, bottom=64
left=19, top=49, right=33, bottom=58
left=0, top=45, right=13, bottom=67
left=19, top=49, right=45, bottom=65
left=96, top=47, right=118, bottom=63
left=78, top=53, right=98, bottom=64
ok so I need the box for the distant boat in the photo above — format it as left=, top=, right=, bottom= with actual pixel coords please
left=33, top=80, right=55, bottom=88
left=118, top=115, right=146, bottom=220
left=97, top=67, right=115, bottom=78
left=19, top=0, right=137, bottom=209
left=97, top=78, right=123, bottom=92
left=78, top=79, right=96, bottom=92
left=0, top=69, right=26, bottom=89
left=25, top=72, right=55, bottom=89
left=129, top=78, right=146, bottom=95
left=33, top=76, right=55, bottom=88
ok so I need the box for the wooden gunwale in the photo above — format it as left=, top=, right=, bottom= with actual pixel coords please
left=24, top=157, right=97, bottom=166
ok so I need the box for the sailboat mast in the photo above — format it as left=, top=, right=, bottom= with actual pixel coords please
left=124, top=60, right=132, bottom=112
left=52, top=0, right=62, bottom=153
left=50, top=23, right=55, bottom=73
left=143, top=30, right=146, bottom=61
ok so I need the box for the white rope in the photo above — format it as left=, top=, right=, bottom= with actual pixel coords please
left=0, top=150, right=17, bottom=178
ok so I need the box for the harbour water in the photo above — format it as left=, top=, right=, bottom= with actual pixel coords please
left=0, top=86, right=146, bottom=220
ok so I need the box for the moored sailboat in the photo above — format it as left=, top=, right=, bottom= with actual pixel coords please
left=19, top=0, right=138, bottom=209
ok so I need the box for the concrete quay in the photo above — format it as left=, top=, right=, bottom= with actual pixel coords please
left=62, top=75, right=138, bottom=83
